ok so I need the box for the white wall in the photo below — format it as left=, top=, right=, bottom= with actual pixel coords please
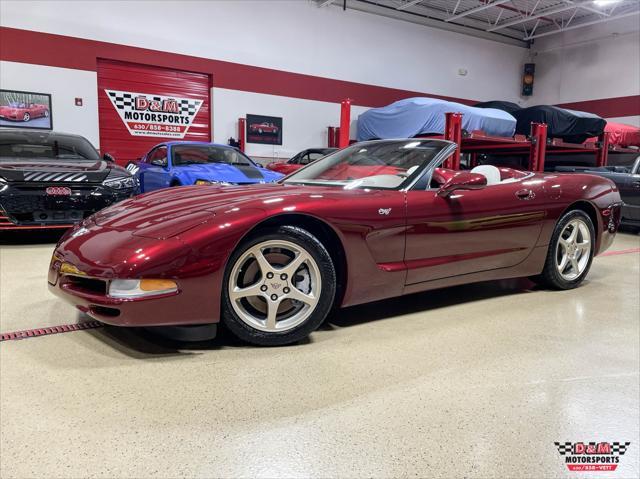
left=0, top=61, right=100, bottom=146
left=0, top=0, right=529, bottom=157
left=530, top=15, right=640, bottom=124
left=213, top=88, right=368, bottom=158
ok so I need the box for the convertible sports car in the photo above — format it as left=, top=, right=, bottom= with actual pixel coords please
left=127, top=141, right=283, bottom=192
left=0, top=102, right=49, bottom=122
left=266, top=148, right=337, bottom=175
left=1, top=129, right=137, bottom=229
left=49, top=139, right=622, bottom=346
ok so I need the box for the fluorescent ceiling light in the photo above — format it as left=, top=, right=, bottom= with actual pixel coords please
left=593, top=0, right=622, bottom=6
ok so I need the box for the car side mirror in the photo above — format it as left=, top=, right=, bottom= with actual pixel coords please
left=150, top=158, right=167, bottom=167
left=103, top=153, right=115, bottom=162
left=437, top=171, right=487, bottom=198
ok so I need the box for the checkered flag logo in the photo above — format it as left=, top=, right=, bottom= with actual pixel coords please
left=555, top=442, right=573, bottom=455
left=611, top=442, right=630, bottom=455
left=104, top=89, right=203, bottom=139
left=107, top=91, right=135, bottom=110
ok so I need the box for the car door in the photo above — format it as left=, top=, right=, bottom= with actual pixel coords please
left=404, top=170, right=546, bottom=285
left=138, top=146, right=170, bottom=192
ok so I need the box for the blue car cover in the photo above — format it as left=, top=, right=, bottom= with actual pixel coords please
left=356, top=97, right=517, bottom=141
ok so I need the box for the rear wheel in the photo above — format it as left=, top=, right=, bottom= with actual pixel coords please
left=22, top=113, right=30, bottom=122
left=533, top=210, right=594, bottom=289
left=222, top=226, right=336, bottom=346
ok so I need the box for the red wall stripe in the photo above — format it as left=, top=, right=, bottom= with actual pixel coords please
left=1, top=27, right=638, bottom=118
left=0, top=26, right=475, bottom=108
left=557, top=95, right=640, bottom=119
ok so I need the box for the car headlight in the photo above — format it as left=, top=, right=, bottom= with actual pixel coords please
left=102, top=176, right=137, bottom=190
left=109, top=279, right=178, bottom=298
left=194, top=179, right=233, bottom=186
left=0, top=177, right=8, bottom=193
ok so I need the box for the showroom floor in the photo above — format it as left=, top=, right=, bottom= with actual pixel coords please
left=1, top=232, right=638, bottom=478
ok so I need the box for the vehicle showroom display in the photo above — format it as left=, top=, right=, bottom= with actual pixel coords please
left=49, top=139, right=621, bottom=346
left=126, top=141, right=283, bottom=192
left=0, top=130, right=137, bottom=229
left=246, top=113, right=283, bottom=145
left=266, top=147, right=337, bottom=175
left=0, top=89, right=52, bottom=129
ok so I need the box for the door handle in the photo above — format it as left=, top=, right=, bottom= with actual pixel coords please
left=515, top=189, right=535, bottom=200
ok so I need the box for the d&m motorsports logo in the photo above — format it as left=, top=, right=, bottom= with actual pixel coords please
left=105, top=89, right=203, bottom=139
left=554, top=441, right=631, bottom=472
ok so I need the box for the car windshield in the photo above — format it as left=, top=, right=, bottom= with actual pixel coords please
left=0, top=132, right=100, bottom=161
left=172, top=145, right=255, bottom=167
left=283, top=140, right=449, bottom=189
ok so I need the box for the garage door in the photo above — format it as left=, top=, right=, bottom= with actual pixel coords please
left=97, top=59, right=210, bottom=165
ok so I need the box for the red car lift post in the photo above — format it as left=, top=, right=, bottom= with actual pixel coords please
left=443, top=112, right=463, bottom=169
left=529, top=122, right=548, bottom=172
left=238, top=117, right=246, bottom=153
left=596, top=131, right=610, bottom=167
left=339, top=99, right=351, bottom=148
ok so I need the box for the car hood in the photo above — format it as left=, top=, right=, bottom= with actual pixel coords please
left=91, top=183, right=367, bottom=239
left=0, top=158, right=116, bottom=183
left=176, top=163, right=283, bottom=184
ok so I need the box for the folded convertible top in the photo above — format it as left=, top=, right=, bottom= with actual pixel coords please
left=356, top=97, right=516, bottom=141
left=512, top=105, right=606, bottom=143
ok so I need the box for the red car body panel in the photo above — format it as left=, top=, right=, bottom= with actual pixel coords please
left=267, top=161, right=301, bottom=175
left=249, top=122, right=278, bottom=134
left=49, top=170, right=622, bottom=328
left=0, top=103, right=48, bottom=121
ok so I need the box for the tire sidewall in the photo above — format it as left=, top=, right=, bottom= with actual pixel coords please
left=221, top=226, right=336, bottom=346
left=545, top=210, right=595, bottom=289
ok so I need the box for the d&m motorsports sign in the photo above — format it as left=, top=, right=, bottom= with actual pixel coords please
left=105, top=89, right=203, bottom=139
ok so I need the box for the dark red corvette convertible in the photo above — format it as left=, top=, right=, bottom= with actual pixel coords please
left=49, top=139, right=622, bottom=345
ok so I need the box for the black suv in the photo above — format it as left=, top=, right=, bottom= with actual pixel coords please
left=0, top=130, right=137, bottom=229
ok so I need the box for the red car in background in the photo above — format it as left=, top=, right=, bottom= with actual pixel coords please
left=267, top=147, right=337, bottom=175
left=0, top=102, right=49, bottom=122
left=249, top=122, right=279, bottom=134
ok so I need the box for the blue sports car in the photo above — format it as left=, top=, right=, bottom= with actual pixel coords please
left=127, top=142, right=283, bottom=193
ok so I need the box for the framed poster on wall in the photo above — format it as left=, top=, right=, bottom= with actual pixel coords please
left=246, top=113, right=282, bottom=145
left=0, top=89, right=53, bottom=130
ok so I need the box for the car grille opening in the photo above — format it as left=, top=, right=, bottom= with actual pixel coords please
left=65, top=276, right=107, bottom=295
left=89, top=306, right=120, bottom=318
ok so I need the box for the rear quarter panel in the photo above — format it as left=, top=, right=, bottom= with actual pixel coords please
left=536, top=172, right=621, bottom=255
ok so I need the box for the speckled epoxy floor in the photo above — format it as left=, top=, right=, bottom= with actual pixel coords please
left=1, top=231, right=638, bottom=478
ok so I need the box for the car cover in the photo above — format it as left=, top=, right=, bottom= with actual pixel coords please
left=585, top=122, right=640, bottom=147
left=512, top=105, right=606, bottom=143
left=356, top=97, right=517, bottom=141
left=474, top=101, right=522, bottom=115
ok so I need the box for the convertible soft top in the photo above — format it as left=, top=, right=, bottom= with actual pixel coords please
left=513, top=106, right=606, bottom=143
left=356, top=97, right=517, bottom=141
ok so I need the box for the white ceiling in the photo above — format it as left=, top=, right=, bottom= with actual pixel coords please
left=319, top=0, right=640, bottom=47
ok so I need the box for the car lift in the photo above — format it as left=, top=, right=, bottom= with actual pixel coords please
left=331, top=101, right=637, bottom=172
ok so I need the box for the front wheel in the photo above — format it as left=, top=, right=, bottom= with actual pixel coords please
left=222, top=226, right=336, bottom=346
left=22, top=113, right=30, bottom=122
left=533, top=210, right=595, bottom=289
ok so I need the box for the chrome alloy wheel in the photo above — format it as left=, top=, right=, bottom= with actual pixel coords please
left=555, top=218, right=591, bottom=281
left=228, top=240, right=321, bottom=332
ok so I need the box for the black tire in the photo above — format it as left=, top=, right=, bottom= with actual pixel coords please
left=44, top=110, right=49, bottom=118
left=532, top=210, right=595, bottom=290
left=23, top=113, right=30, bottom=122
left=221, top=226, right=336, bottom=346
